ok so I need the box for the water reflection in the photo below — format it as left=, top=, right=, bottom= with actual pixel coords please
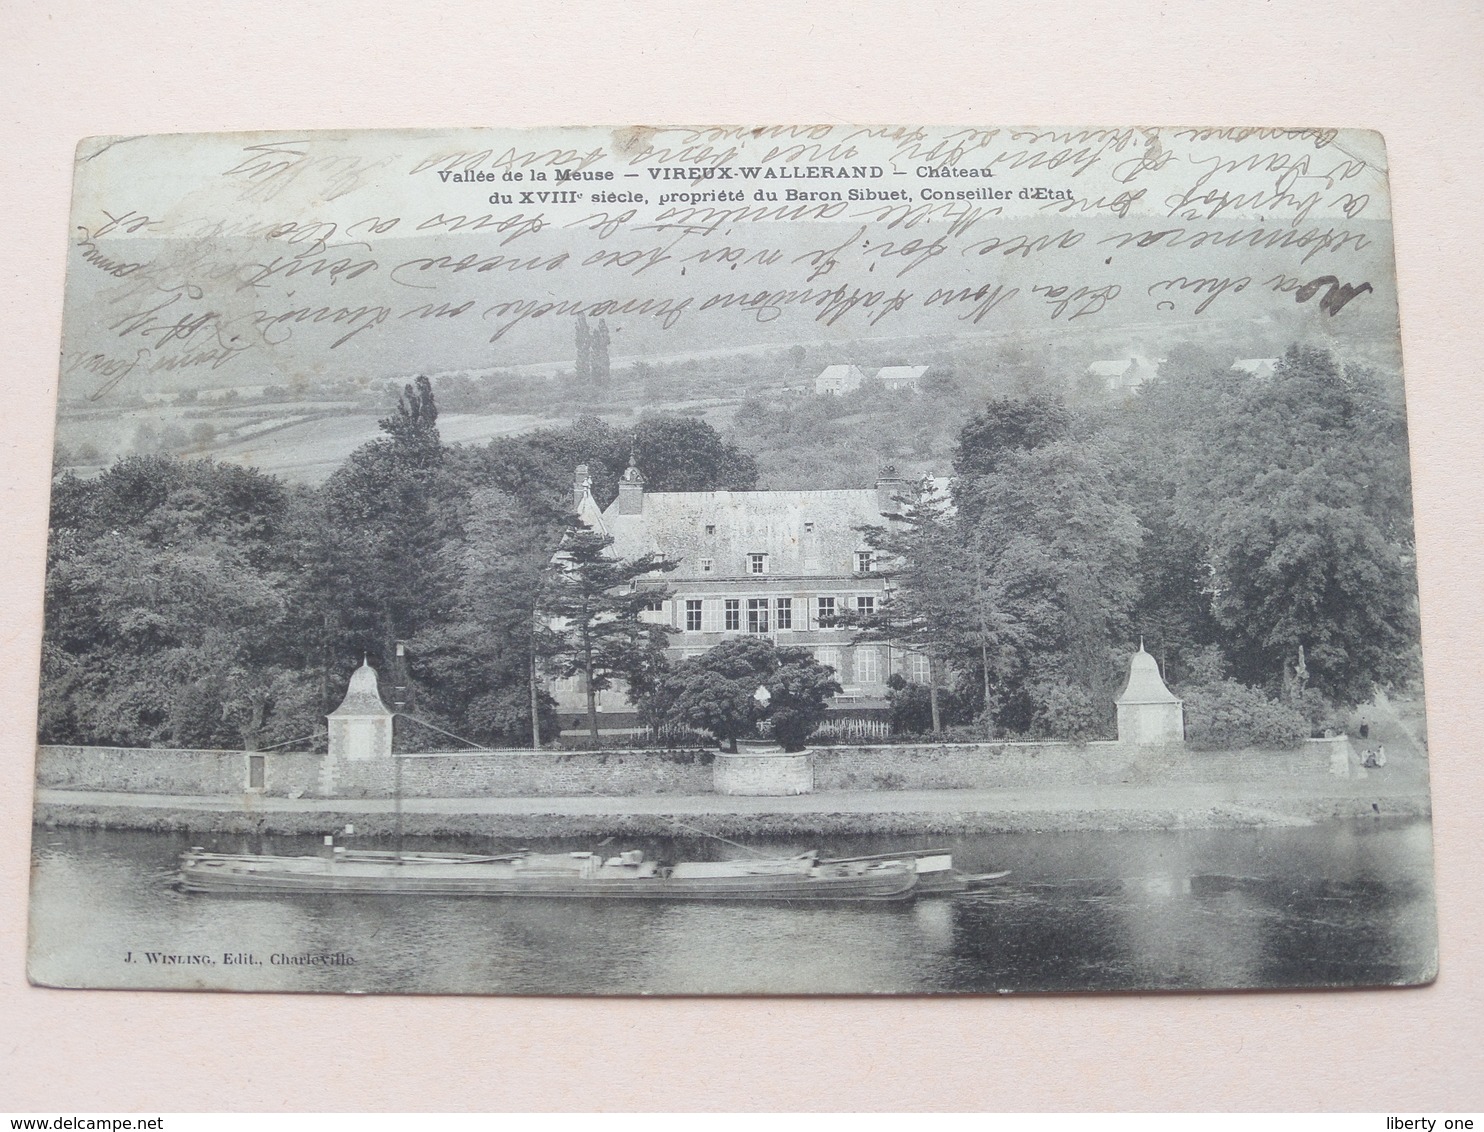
left=28, top=820, right=1437, bottom=994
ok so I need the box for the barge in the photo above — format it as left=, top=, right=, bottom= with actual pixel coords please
left=178, top=846, right=922, bottom=902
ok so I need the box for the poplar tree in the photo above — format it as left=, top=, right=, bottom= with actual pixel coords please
left=592, top=318, right=611, bottom=384
left=574, top=314, right=592, bottom=380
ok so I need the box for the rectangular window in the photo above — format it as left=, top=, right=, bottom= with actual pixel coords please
left=700, top=557, right=714, bottom=574
left=907, top=652, right=932, bottom=684
left=685, top=599, right=703, bottom=632
left=247, top=755, right=265, bottom=790
left=775, top=597, right=792, bottom=630
left=804, top=521, right=815, bottom=534
left=747, top=598, right=770, bottom=634
left=855, top=647, right=881, bottom=685
left=856, top=595, right=876, bottom=617
left=748, top=553, right=767, bottom=574
left=817, top=596, right=836, bottom=627
left=816, top=647, right=840, bottom=673
left=642, top=596, right=664, bottom=612
left=856, top=550, right=874, bottom=573
left=725, top=599, right=741, bottom=631
left=705, top=524, right=716, bottom=535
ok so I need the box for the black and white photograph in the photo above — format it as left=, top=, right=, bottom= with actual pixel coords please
left=28, top=125, right=1437, bottom=995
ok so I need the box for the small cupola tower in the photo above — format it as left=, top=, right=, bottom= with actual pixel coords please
left=1115, top=642, right=1185, bottom=745
left=327, top=658, right=394, bottom=761
left=616, top=455, right=646, bottom=515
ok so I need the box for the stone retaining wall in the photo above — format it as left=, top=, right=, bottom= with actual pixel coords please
left=35, top=736, right=1342, bottom=800
left=35, top=745, right=323, bottom=797
left=331, top=749, right=714, bottom=798
left=811, top=738, right=1338, bottom=791
left=34, top=744, right=716, bottom=799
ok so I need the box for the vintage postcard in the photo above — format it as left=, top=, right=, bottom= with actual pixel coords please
left=28, top=126, right=1436, bottom=995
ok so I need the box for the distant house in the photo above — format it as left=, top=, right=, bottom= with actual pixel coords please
left=875, top=365, right=929, bottom=392
left=1233, top=357, right=1278, bottom=379
left=1087, top=354, right=1159, bottom=393
left=814, top=364, right=868, bottom=396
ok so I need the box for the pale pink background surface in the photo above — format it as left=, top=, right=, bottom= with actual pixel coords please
left=2, top=0, right=1481, bottom=1112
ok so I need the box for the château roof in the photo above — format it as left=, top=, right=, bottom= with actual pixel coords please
left=328, top=660, right=393, bottom=717
left=602, top=489, right=891, bottom=579
left=1115, top=645, right=1181, bottom=705
left=569, top=458, right=951, bottom=582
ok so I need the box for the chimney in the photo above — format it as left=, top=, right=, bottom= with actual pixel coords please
left=875, top=464, right=911, bottom=517
left=616, top=461, right=645, bottom=515
left=573, top=464, right=592, bottom=511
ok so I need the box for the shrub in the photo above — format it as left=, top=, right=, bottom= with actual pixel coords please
left=887, top=681, right=974, bottom=735
left=1288, top=685, right=1340, bottom=737
left=1180, top=680, right=1308, bottom=749
left=1027, top=681, right=1112, bottom=742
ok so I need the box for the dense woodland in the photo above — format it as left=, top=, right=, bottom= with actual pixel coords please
left=40, top=342, right=1419, bottom=752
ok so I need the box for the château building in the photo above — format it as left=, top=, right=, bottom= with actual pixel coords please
left=549, top=460, right=941, bottom=733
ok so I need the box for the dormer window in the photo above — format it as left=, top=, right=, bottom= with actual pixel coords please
left=748, top=553, right=768, bottom=575
left=804, top=521, right=815, bottom=534
left=856, top=551, right=875, bottom=573
left=705, top=524, right=716, bottom=535
left=700, top=557, right=714, bottom=574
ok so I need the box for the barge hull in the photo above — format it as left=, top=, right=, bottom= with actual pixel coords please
left=178, top=855, right=919, bottom=902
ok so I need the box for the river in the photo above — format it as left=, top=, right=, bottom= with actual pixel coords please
left=27, top=818, right=1437, bottom=995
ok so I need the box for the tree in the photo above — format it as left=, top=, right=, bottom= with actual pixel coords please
left=630, top=416, right=758, bottom=493
left=40, top=530, right=299, bottom=747
left=854, top=479, right=1017, bottom=733
left=591, top=318, right=611, bottom=384
left=317, top=374, right=460, bottom=688
left=668, top=667, right=760, bottom=753
left=953, top=394, right=1073, bottom=481
left=539, top=527, right=678, bottom=743
left=1171, top=345, right=1418, bottom=703
left=959, top=439, right=1144, bottom=731
left=411, top=488, right=564, bottom=747
left=39, top=455, right=323, bottom=749
left=661, top=637, right=839, bottom=752
left=574, top=315, right=592, bottom=380
left=886, top=679, right=974, bottom=735
left=379, top=374, right=440, bottom=450
left=478, top=414, right=757, bottom=517
left=766, top=646, right=843, bottom=751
